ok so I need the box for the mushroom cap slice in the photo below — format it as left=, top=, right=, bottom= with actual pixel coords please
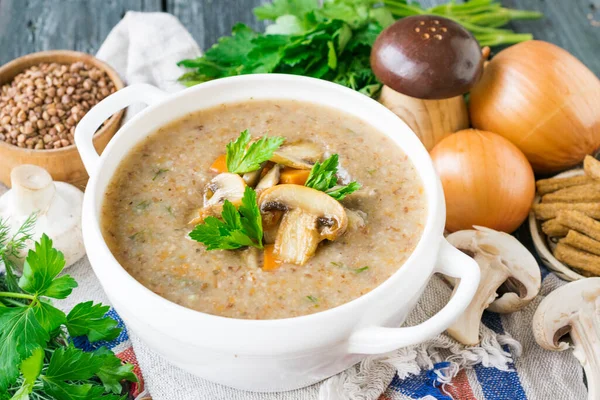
left=445, top=226, right=541, bottom=345
left=189, top=173, right=246, bottom=225
left=258, top=185, right=348, bottom=265
left=270, top=141, right=323, bottom=170
left=532, top=278, right=600, bottom=351
left=532, top=278, right=600, bottom=400
left=204, top=173, right=246, bottom=207
left=256, top=164, right=281, bottom=193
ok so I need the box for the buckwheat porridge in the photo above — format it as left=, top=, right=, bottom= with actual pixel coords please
left=101, top=99, right=426, bottom=319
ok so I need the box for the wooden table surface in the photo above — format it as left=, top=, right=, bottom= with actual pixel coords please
left=0, top=0, right=599, bottom=75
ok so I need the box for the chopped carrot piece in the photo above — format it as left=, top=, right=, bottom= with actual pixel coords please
left=280, top=167, right=310, bottom=185
left=210, top=154, right=228, bottom=173
left=263, top=244, right=282, bottom=271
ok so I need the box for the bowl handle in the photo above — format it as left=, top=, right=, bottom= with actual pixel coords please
left=75, top=83, right=168, bottom=176
left=348, top=238, right=480, bottom=354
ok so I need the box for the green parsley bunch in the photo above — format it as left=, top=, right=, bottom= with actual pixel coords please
left=177, top=0, right=541, bottom=96
left=0, top=219, right=137, bottom=400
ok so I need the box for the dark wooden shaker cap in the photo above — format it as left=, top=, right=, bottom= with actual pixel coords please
left=371, top=15, right=483, bottom=99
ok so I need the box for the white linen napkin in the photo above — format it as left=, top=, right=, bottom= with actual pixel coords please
left=0, top=11, right=588, bottom=400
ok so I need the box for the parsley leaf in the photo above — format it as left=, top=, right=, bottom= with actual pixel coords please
left=33, top=300, right=67, bottom=333
left=41, top=345, right=110, bottom=400
left=18, top=234, right=78, bottom=299
left=254, top=0, right=318, bottom=20
left=226, top=130, right=285, bottom=173
left=42, top=381, right=107, bottom=400
left=305, top=154, right=361, bottom=200
left=0, top=307, right=48, bottom=390
left=14, top=347, right=44, bottom=397
left=305, top=154, right=339, bottom=191
left=46, top=345, right=104, bottom=381
left=190, top=187, right=264, bottom=250
left=238, top=186, right=263, bottom=246
left=66, top=301, right=120, bottom=343
left=326, top=181, right=361, bottom=201
left=94, top=347, right=138, bottom=394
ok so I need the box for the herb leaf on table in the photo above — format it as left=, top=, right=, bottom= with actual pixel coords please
left=0, top=229, right=137, bottom=398
left=66, top=301, right=121, bottom=342
left=0, top=213, right=37, bottom=293
left=19, top=234, right=77, bottom=299
left=190, top=186, right=264, bottom=250
left=226, top=130, right=285, bottom=174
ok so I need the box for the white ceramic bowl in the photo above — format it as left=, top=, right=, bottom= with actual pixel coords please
left=528, top=169, right=586, bottom=281
left=75, top=75, right=480, bottom=392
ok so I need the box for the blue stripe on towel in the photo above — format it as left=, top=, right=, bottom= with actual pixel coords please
left=474, top=312, right=527, bottom=400
left=389, top=367, right=452, bottom=399
left=72, top=308, right=129, bottom=351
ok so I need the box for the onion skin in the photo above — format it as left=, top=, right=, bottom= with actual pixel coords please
left=431, top=129, right=535, bottom=233
left=469, top=40, right=600, bottom=174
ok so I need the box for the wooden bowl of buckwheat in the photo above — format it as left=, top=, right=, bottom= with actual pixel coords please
left=0, top=50, right=124, bottom=188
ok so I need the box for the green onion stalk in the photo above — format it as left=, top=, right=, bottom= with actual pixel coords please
left=383, top=0, right=543, bottom=46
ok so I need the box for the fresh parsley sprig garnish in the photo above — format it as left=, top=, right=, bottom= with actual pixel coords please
left=305, top=154, right=360, bottom=200
left=0, top=230, right=137, bottom=398
left=190, top=186, right=264, bottom=250
left=226, top=130, right=285, bottom=174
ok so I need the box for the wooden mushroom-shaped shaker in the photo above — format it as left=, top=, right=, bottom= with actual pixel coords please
left=0, top=164, right=85, bottom=268
left=533, top=278, right=600, bottom=400
left=371, top=15, right=484, bottom=150
left=446, top=226, right=541, bottom=345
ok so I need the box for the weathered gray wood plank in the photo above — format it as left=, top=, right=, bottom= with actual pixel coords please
left=504, top=0, right=600, bottom=75
left=0, top=0, right=162, bottom=65
left=166, top=0, right=268, bottom=51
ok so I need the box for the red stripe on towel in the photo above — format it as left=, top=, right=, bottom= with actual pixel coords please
left=117, top=347, right=145, bottom=397
left=444, top=370, right=476, bottom=400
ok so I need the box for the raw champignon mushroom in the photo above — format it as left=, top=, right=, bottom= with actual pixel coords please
left=0, top=165, right=85, bottom=269
left=371, top=15, right=483, bottom=150
left=532, top=278, right=600, bottom=400
left=189, top=173, right=246, bottom=224
left=270, top=141, right=323, bottom=170
left=445, top=226, right=541, bottom=345
left=258, top=184, right=348, bottom=265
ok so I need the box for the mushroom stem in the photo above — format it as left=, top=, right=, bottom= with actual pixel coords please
left=570, top=307, right=600, bottom=400
left=446, top=253, right=509, bottom=345
left=10, top=165, right=56, bottom=216
left=446, top=226, right=541, bottom=345
left=275, top=208, right=320, bottom=265
left=533, top=278, right=600, bottom=400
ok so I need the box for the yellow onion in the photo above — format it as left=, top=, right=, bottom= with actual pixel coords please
left=431, top=129, right=535, bottom=233
left=469, top=40, right=600, bottom=173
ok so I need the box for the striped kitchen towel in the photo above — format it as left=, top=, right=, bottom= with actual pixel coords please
left=0, top=11, right=589, bottom=400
